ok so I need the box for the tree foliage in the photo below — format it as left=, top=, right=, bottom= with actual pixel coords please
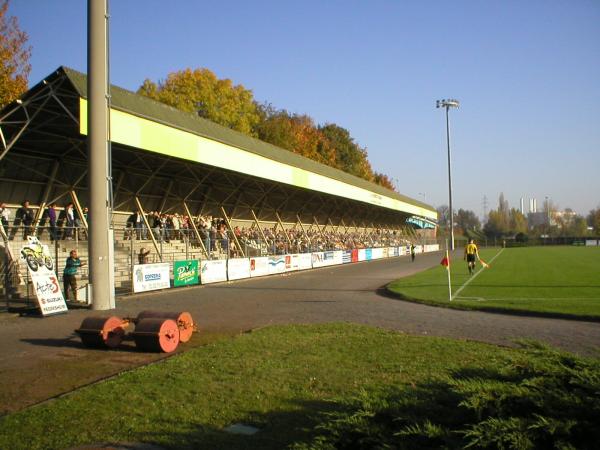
left=137, top=68, right=261, bottom=137
left=588, top=208, right=600, bottom=235
left=0, top=0, right=31, bottom=109
left=455, top=208, right=481, bottom=235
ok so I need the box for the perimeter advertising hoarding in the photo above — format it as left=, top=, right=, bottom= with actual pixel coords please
left=390, top=247, right=399, bottom=257
left=351, top=249, right=359, bottom=262
left=200, top=260, right=227, bottom=284
left=284, top=254, right=299, bottom=272
left=372, top=248, right=384, bottom=259
left=342, top=250, right=352, bottom=263
left=312, top=251, right=338, bottom=268
left=586, top=240, right=599, bottom=247
left=365, top=248, right=372, bottom=261
left=358, top=248, right=366, bottom=261
left=333, top=250, right=344, bottom=265
left=268, top=256, right=287, bottom=274
left=173, top=260, right=199, bottom=287
left=228, top=258, right=251, bottom=280
left=250, top=256, right=269, bottom=277
left=382, top=247, right=389, bottom=258
left=298, top=253, right=312, bottom=270
left=133, top=263, right=171, bottom=293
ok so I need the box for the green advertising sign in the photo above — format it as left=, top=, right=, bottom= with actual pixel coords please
left=174, top=260, right=199, bottom=287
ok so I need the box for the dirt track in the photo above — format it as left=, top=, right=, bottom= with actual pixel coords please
left=1, top=251, right=599, bottom=414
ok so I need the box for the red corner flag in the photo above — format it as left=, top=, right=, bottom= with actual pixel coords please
left=440, top=255, right=450, bottom=268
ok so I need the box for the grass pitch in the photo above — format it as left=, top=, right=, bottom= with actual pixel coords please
left=0, top=323, right=598, bottom=450
left=388, top=246, right=600, bottom=319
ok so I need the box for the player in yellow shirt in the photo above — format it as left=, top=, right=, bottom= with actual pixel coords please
left=464, top=239, right=479, bottom=275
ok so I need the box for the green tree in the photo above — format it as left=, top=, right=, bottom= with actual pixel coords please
left=588, top=208, right=600, bottom=235
left=484, top=209, right=509, bottom=237
left=137, top=68, right=260, bottom=137
left=509, top=208, right=528, bottom=234
left=0, top=0, right=31, bottom=109
left=455, top=208, right=481, bottom=235
left=320, top=123, right=373, bottom=180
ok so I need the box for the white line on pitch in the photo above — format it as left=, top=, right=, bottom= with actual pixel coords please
left=451, top=248, right=505, bottom=301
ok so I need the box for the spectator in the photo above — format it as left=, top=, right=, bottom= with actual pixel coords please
left=63, top=203, right=75, bottom=240
left=15, top=200, right=34, bottom=239
left=46, top=203, right=58, bottom=241
left=63, top=249, right=85, bottom=302
left=0, top=203, right=10, bottom=234
left=138, top=247, right=151, bottom=264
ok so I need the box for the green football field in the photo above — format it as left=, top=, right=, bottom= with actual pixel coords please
left=388, top=246, right=600, bottom=319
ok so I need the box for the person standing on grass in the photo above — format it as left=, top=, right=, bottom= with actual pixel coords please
left=64, top=249, right=85, bottom=301
left=464, top=239, right=479, bottom=275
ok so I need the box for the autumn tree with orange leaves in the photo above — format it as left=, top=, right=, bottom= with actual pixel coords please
left=0, top=0, right=31, bottom=109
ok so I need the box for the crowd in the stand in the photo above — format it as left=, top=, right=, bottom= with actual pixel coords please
left=1, top=202, right=414, bottom=259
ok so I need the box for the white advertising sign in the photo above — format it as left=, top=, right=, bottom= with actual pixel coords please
left=250, top=256, right=269, bottom=277
left=585, top=240, right=598, bottom=247
left=358, top=248, right=366, bottom=261
left=228, top=258, right=251, bottom=280
left=372, top=248, right=384, bottom=259
left=298, top=253, right=312, bottom=270
left=30, top=271, right=68, bottom=316
left=285, top=254, right=300, bottom=272
left=333, top=250, right=344, bottom=265
left=20, top=237, right=68, bottom=315
left=200, top=259, right=227, bottom=284
left=268, top=255, right=287, bottom=274
left=133, top=263, right=171, bottom=293
left=388, top=247, right=396, bottom=257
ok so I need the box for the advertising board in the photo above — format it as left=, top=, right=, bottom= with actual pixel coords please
left=250, top=256, right=269, bottom=277
left=133, top=263, right=171, bottom=293
left=200, top=259, right=227, bottom=284
left=297, top=253, right=312, bottom=270
left=358, top=248, right=366, bottom=261
left=228, top=258, right=251, bottom=280
left=173, top=260, right=199, bottom=287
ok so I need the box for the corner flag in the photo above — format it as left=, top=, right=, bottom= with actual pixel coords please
left=442, top=242, right=452, bottom=301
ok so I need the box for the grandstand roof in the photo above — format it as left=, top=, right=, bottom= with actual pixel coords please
left=1, top=66, right=436, bottom=223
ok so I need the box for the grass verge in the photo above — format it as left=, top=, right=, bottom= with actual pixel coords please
left=387, top=246, right=600, bottom=320
left=0, top=323, right=598, bottom=449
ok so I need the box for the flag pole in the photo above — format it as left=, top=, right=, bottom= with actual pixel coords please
left=446, top=239, right=452, bottom=301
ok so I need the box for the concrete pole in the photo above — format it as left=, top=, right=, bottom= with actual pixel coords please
left=88, top=0, right=114, bottom=310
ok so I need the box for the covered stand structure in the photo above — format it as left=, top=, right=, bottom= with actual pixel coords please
left=0, top=67, right=437, bottom=305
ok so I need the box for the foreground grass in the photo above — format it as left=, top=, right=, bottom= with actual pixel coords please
left=0, top=323, right=598, bottom=449
left=388, top=246, right=600, bottom=319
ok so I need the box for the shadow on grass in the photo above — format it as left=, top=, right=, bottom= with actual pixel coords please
left=379, top=285, right=600, bottom=323
left=126, top=347, right=598, bottom=450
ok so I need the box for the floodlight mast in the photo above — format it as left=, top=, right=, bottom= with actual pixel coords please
left=436, top=99, right=460, bottom=251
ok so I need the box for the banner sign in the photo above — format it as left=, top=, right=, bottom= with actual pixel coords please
left=358, top=248, right=366, bottom=261
left=312, top=251, right=338, bottom=267
left=173, top=260, right=199, bottom=287
left=382, top=247, right=389, bottom=258
left=250, top=256, right=269, bottom=277
left=372, top=248, right=383, bottom=259
left=268, top=255, right=287, bottom=274
left=133, top=263, right=171, bottom=293
left=586, top=240, right=599, bottom=247
left=20, top=237, right=68, bottom=316
left=200, top=259, right=227, bottom=284
left=342, top=250, right=352, bottom=263
left=333, top=250, right=344, bottom=265
left=30, top=271, right=68, bottom=316
left=365, top=248, right=372, bottom=261
left=228, top=258, right=251, bottom=280
left=390, top=247, right=399, bottom=257
left=297, top=253, right=312, bottom=270
left=284, top=254, right=299, bottom=272
left=351, top=249, right=359, bottom=262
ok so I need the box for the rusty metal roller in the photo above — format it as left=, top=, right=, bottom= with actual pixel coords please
left=75, top=316, right=126, bottom=349
left=136, top=310, right=195, bottom=343
left=131, top=318, right=180, bottom=353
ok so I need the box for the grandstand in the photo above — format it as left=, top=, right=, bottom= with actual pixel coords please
left=0, top=67, right=437, bottom=304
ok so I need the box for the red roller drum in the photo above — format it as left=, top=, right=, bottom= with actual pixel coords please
left=136, top=310, right=195, bottom=343
left=132, top=318, right=180, bottom=353
left=75, top=316, right=125, bottom=349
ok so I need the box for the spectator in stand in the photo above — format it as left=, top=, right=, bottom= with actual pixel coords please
left=138, top=247, right=151, bottom=264
left=125, top=211, right=136, bottom=240
left=16, top=200, right=35, bottom=239
left=63, top=203, right=75, bottom=240
left=46, top=203, right=58, bottom=241
left=63, top=249, right=85, bottom=302
left=172, top=213, right=181, bottom=240
left=0, top=203, right=10, bottom=234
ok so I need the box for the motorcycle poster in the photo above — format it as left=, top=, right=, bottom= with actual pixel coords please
left=20, top=236, right=68, bottom=316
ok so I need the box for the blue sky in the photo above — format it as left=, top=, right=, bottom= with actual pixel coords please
left=9, top=0, right=600, bottom=218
